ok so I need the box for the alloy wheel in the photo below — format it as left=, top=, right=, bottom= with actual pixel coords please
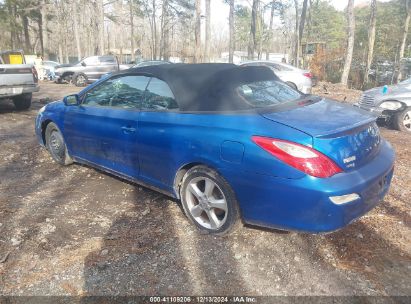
left=403, top=110, right=411, bottom=131
left=49, top=130, right=65, bottom=162
left=185, top=177, right=228, bottom=230
left=76, top=75, right=86, bottom=86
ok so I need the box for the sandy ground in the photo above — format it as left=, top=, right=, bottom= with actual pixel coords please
left=0, top=82, right=410, bottom=297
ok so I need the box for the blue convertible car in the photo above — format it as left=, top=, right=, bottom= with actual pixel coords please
left=35, top=64, right=395, bottom=234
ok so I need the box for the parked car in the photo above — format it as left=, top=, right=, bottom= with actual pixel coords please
left=0, top=50, right=39, bottom=110
left=240, top=60, right=313, bottom=94
left=356, top=78, right=411, bottom=132
left=132, top=60, right=172, bottom=68
left=54, top=55, right=131, bottom=87
left=35, top=63, right=394, bottom=235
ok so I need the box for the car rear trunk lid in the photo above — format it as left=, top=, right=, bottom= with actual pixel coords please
left=261, top=98, right=381, bottom=171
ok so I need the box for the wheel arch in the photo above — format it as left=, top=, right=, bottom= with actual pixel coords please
left=41, top=119, right=54, bottom=145
left=173, top=162, right=225, bottom=199
left=61, top=71, right=74, bottom=79
left=381, top=99, right=411, bottom=109
left=285, top=81, right=298, bottom=90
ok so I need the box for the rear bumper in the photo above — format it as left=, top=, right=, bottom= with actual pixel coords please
left=223, top=140, right=395, bottom=233
left=0, top=84, right=39, bottom=98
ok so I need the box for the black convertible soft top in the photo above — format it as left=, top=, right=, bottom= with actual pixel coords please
left=122, top=63, right=279, bottom=112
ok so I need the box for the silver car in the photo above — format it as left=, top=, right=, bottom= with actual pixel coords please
left=240, top=60, right=313, bottom=94
left=132, top=60, right=172, bottom=68
left=357, top=78, right=411, bottom=132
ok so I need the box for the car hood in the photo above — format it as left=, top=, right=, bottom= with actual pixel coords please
left=261, top=98, right=380, bottom=171
left=364, top=84, right=411, bottom=97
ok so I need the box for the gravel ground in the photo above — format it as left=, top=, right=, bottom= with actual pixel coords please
left=0, top=82, right=410, bottom=297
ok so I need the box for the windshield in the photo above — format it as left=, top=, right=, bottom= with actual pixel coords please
left=236, top=80, right=303, bottom=108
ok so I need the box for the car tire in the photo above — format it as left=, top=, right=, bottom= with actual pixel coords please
left=286, top=81, right=298, bottom=90
left=392, top=107, right=411, bottom=132
left=12, top=93, right=32, bottom=110
left=180, top=166, right=240, bottom=235
left=45, top=122, right=73, bottom=165
left=73, top=73, right=88, bottom=87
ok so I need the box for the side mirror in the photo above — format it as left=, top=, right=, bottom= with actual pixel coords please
left=63, top=94, right=80, bottom=106
left=81, top=61, right=86, bottom=67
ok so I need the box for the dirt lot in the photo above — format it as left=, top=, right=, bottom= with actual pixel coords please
left=0, top=82, right=410, bottom=297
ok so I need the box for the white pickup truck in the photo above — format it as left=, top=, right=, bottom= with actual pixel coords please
left=0, top=51, right=39, bottom=110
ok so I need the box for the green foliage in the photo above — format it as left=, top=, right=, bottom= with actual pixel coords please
left=234, top=4, right=251, bottom=50
left=354, top=0, right=406, bottom=63
left=305, top=0, right=345, bottom=49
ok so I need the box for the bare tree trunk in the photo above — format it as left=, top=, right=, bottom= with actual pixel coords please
left=204, top=0, right=211, bottom=62
left=229, top=0, right=235, bottom=63
left=341, top=0, right=355, bottom=87
left=293, top=0, right=299, bottom=67
left=7, top=1, right=14, bottom=49
left=38, top=15, right=44, bottom=57
left=72, top=0, right=82, bottom=60
left=41, top=0, right=49, bottom=59
left=194, top=0, right=201, bottom=63
left=257, top=1, right=263, bottom=59
left=129, top=0, right=135, bottom=62
left=298, top=0, right=308, bottom=67
left=99, top=0, right=105, bottom=55
left=160, top=0, right=169, bottom=60
left=163, top=1, right=170, bottom=60
left=266, top=1, right=275, bottom=60
left=248, top=0, right=258, bottom=60
left=363, top=0, right=377, bottom=86
left=152, top=0, right=158, bottom=60
left=22, top=14, right=31, bottom=53
left=395, top=0, right=411, bottom=82
left=58, top=44, right=63, bottom=64
left=57, top=0, right=64, bottom=62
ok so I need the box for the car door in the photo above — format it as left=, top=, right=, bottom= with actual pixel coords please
left=82, top=56, right=100, bottom=81
left=137, top=77, right=180, bottom=191
left=98, top=56, right=118, bottom=77
left=64, top=75, right=151, bottom=178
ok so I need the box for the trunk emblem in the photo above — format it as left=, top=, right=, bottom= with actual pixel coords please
left=343, top=155, right=356, bottom=164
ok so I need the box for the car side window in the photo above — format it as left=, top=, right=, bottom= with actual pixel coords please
left=142, top=77, right=178, bottom=110
left=82, top=75, right=150, bottom=109
left=99, top=56, right=116, bottom=64
left=83, top=56, right=99, bottom=66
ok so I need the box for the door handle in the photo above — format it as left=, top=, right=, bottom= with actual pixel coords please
left=121, top=126, right=136, bottom=133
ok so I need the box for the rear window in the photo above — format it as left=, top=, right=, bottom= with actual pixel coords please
left=236, top=80, right=302, bottom=108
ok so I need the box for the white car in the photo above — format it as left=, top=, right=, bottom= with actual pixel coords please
left=240, top=60, right=313, bottom=94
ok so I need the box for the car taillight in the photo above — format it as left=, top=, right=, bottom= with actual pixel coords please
left=32, top=66, right=38, bottom=83
left=251, top=136, right=342, bottom=178
left=303, top=72, right=312, bottom=78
